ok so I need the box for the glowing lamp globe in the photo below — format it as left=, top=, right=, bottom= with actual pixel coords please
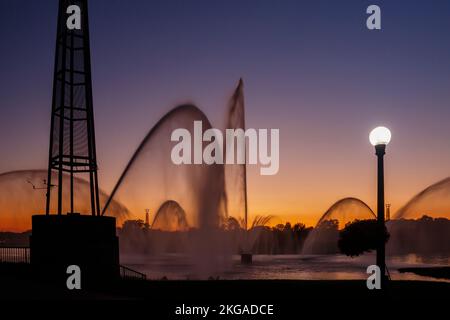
left=369, top=126, right=391, bottom=146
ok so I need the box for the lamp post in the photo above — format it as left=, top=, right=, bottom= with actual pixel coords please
left=369, top=126, right=391, bottom=286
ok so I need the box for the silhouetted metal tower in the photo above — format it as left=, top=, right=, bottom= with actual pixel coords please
left=45, top=0, right=100, bottom=216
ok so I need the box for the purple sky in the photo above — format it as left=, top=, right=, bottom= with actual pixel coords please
left=1, top=0, right=450, bottom=225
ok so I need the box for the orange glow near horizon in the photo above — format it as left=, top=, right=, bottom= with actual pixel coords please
left=2, top=149, right=450, bottom=233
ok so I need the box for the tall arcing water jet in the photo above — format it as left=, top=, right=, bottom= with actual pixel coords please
left=394, top=177, right=450, bottom=220
left=102, top=80, right=248, bottom=276
left=152, top=200, right=189, bottom=231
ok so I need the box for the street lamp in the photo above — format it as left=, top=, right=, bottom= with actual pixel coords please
left=369, top=126, right=391, bottom=287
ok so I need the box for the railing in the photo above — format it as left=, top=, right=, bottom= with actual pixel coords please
left=120, top=265, right=146, bottom=280
left=0, top=247, right=146, bottom=280
left=0, top=247, right=30, bottom=264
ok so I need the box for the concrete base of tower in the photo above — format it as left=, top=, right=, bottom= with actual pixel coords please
left=241, top=253, right=253, bottom=265
left=30, top=214, right=119, bottom=289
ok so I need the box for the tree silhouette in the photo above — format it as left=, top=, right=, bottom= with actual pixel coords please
left=338, top=219, right=389, bottom=257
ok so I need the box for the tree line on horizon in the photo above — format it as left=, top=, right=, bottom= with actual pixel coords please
left=116, top=215, right=450, bottom=256
left=1, top=215, right=449, bottom=256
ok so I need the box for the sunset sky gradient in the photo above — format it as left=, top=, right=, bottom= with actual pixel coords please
left=1, top=0, right=450, bottom=228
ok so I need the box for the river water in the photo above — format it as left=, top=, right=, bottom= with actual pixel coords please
left=121, top=253, right=450, bottom=281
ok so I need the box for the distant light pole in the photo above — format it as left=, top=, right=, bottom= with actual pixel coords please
left=369, top=126, right=391, bottom=286
left=145, top=209, right=150, bottom=229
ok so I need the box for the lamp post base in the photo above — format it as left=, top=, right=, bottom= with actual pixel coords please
left=241, top=253, right=253, bottom=264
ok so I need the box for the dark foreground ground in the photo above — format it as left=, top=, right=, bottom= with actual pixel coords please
left=399, top=266, right=450, bottom=280
left=1, top=263, right=449, bottom=317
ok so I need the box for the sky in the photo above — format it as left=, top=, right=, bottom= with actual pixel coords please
left=1, top=0, right=450, bottom=227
